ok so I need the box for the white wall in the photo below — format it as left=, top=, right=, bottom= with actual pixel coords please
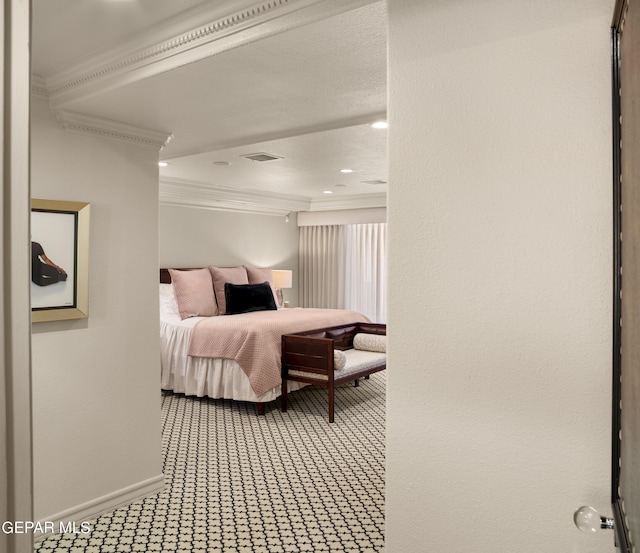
left=387, top=1, right=614, bottom=552
left=159, top=204, right=300, bottom=306
left=30, top=96, right=163, bottom=522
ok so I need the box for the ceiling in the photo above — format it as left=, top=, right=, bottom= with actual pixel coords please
left=31, top=0, right=388, bottom=215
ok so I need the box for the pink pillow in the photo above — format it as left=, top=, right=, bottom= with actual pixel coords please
left=168, top=268, right=217, bottom=319
left=208, top=266, right=248, bottom=315
left=245, top=266, right=278, bottom=305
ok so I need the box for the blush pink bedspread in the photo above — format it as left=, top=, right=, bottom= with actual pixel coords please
left=188, top=308, right=369, bottom=397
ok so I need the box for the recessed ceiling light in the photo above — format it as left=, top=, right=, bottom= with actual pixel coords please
left=212, top=161, right=231, bottom=166
left=371, top=121, right=388, bottom=129
left=323, top=190, right=333, bottom=194
left=335, top=184, right=347, bottom=188
left=158, top=161, right=169, bottom=167
left=361, top=180, right=387, bottom=185
left=340, top=169, right=354, bottom=173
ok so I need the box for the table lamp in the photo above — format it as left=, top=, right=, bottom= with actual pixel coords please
left=272, top=269, right=292, bottom=307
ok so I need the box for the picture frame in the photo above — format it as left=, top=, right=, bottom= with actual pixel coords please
left=31, top=198, right=90, bottom=322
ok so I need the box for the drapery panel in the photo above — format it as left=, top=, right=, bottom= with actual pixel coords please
left=299, top=223, right=387, bottom=323
left=299, top=225, right=344, bottom=309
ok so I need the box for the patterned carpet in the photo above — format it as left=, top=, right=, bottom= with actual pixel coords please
left=34, top=372, right=386, bottom=552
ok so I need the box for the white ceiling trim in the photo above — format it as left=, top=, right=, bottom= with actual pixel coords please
left=159, top=195, right=298, bottom=217
left=159, top=177, right=310, bottom=216
left=31, top=75, right=48, bottom=98
left=159, top=177, right=385, bottom=215
left=55, top=110, right=173, bottom=150
left=44, top=0, right=379, bottom=110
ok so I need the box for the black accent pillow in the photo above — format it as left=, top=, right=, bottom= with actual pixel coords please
left=224, top=281, right=277, bottom=315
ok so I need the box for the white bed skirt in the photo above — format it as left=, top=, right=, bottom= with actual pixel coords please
left=160, top=318, right=305, bottom=402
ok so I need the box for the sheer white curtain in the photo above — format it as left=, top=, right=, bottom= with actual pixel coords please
left=299, top=223, right=387, bottom=323
left=339, top=223, right=387, bottom=323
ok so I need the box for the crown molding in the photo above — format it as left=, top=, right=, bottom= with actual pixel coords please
left=55, top=110, right=173, bottom=150
left=159, top=177, right=385, bottom=215
left=31, top=75, right=49, bottom=98
left=45, top=0, right=378, bottom=110
left=159, top=177, right=310, bottom=216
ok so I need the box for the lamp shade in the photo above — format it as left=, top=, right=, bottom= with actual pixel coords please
left=272, top=269, right=292, bottom=289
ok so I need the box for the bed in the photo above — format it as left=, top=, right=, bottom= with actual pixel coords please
left=159, top=267, right=370, bottom=414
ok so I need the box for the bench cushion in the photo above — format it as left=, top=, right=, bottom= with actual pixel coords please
left=353, top=333, right=386, bottom=353
left=289, top=349, right=386, bottom=381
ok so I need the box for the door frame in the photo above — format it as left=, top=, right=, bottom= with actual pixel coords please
left=1, top=0, right=34, bottom=552
left=611, top=2, right=633, bottom=551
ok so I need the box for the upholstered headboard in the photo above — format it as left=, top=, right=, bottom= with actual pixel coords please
left=160, top=268, right=201, bottom=284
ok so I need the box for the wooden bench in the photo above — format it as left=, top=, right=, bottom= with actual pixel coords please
left=281, top=322, right=386, bottom=422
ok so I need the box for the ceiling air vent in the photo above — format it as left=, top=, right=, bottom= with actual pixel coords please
left=240, top=152, right=284, bottom=162
left=361, top=179, right=387, bottom=185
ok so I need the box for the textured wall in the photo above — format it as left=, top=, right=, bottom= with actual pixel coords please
left=30, top=96, right=163, bottom=520
left=386, top=1, right=614, bottom=551
left=159, top=205, right=300, bottom=306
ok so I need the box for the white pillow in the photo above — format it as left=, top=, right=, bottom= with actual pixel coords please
left=159, top=283, right=179, bottom=316
left=353, top=333, right=386, bottom=353
left=334, top=350, right=347, bottom=370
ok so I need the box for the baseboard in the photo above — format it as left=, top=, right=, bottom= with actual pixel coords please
left=33, top=473, right=165, bottom=541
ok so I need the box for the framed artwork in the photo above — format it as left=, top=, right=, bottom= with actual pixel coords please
left=31, top=199, right=90, bottom=322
